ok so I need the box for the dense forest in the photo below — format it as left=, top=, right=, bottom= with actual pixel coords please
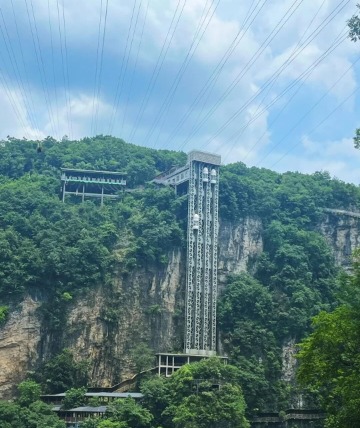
left=1, top=136, right=360, bottom=427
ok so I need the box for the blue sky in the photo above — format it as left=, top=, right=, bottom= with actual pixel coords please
left=1, top=0, right=360, bottom=183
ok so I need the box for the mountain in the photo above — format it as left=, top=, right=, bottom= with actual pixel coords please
left=1, top=136, right=360, bottom=413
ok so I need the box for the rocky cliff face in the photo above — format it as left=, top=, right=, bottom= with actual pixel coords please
left=320, top=211, right=360, bottom=268
left=0, top=296, right=41, bottom=398
left=1, top=212, right=360, bottom=399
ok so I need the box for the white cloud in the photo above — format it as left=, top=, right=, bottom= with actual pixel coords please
left=262, top=135, right=360, bottom=184
left=0, top=83, right=44, bottom=140
left=0, top=0, right=359, bottom=184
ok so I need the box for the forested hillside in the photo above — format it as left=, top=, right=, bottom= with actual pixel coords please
left=1, top=135, right=360, bottom=419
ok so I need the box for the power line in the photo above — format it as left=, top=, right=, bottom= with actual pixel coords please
left=146, top=0, right=220, bottom=148
left=47, top=0, right=60, bottom=139
left=29, top=0, right=58, bottom=138
left=122, top=0, right=150, bottom=137
left=128, top=0, right=188, bottom=143
left=178, top=0, right=306, bottom=151
left=8, top=0, right=42, bottom=137
left=165, top=0, right=268, bottom=147
left=93, top=0, right=110, bottom=135
left=0, top=64, right=31, bottom=139
left=238, top=0, right=328, bottom=162
left=91, top=0, right=105, bottom=136
left=0, top=7, right=38, bottom=137
left=107, top=0, right=139, bottom=135
left=24, top=0, right=57, bottom=138
left=113, top=0, right=144, bottom=137
left=199, top=0, right=350, bottom=156
left=56, top=0, right=71, bottom=139
left=220, top=30, right=348, bottom=163
left=269, top=86, right=360, bottom=170
left=257, top=54, right=360, bottom=169
left=60, top=0, right=73, bottom=139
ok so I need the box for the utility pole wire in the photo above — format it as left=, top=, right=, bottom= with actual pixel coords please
left=147, top=0, right=220, bottom=148
left=108, top=0, right=139, bottom=135
left=94, top=0, right=109, bottom=136
left=91, top=0, right=104, bottom=136
left=220, top=31, right=347, bottom=162
left=128, top=0, right=188, bottom=142
left=178, top=0, right=306, bottom=151
left=165, top=0, right=268, bottom=147
left=259, top=53, right=360, bottom=169
left=198, top=0, right=350, bottom=155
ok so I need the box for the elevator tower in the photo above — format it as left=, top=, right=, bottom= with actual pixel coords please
left=153, top=150, right=221, bottom=356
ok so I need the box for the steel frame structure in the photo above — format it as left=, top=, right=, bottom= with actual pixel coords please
left=154, top=150, right=220, bottom=355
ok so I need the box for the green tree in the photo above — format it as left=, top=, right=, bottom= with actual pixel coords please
left=140, top=375, right=170, bottom=427
left=0, top=305, right=8, bottom=324
left=61, top=387, right=87, bottom=409
left=172, top=384, right=249, bottom=428
left=106, top=398, right=153, bottom=428
left=81, top=418, right=101, bottom=428
left=0, top=401, right=24, bottom=428
left=17, top=380, right=42, bottom=406
left=218, top=273, right=282, bottom=412
left=165, top=359, right=249, bottom=428
left=348, top=4, right=360, bottom=150
left=35, top=349, right=89, bottom=393
left=130, top=343, right=155, bottom=373
left=297, top=250, right=360, bottom=427
left=0, top=399, right=65, bottom=428
left=348, top=4, right=360, bottom=42
left=21, top=400, right=66, bottom=428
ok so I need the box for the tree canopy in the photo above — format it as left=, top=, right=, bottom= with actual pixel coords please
left=297, top=250, right=360, bottom=427
left=1, top=135, right=359, bottom=415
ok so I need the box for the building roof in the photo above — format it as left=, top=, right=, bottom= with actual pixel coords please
left=61, top=167, right=126, bottom=176
left=42, top=392, right=143, bottom=398
left=67, top=406, right=108, bottom=413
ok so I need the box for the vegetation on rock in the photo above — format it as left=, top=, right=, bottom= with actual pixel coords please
left=297, top=250, right=360, bottom=427
left=1, top=135, right=360, bottom=417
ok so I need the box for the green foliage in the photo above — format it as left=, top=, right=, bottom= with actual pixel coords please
left=218, top=231, right=338, bottom=413
left=220, top=164, right=360, bottom=223
left=130, top=343, right=155, bottom=373
left=61, top=292, right=72, bottom=301
left=348, top=4, right=360, bottom=42
left=34, top=349, right=89, bottom=394
left=172, top=384, right=249, bottom=428
left=297, top=250, right=360, bottom=427
left=0, top=401, right=24, bottom=427
left=17, top=380, right=42, bottom=406
left=140, top=375, right=170, bottom=427
left=218, top=273, right=282, bottom=412
left=0, top=305, right=9, bottom=324
left=140, top=359, right=249, bottom=428
left=0, top=135, right=358, bottom=416
left=82, top=419, right=103, bottom=428
left=61, top=387, right=87, bottom=409
left=170, top=359, right=249, bottom=428
left=106, top=398, right=153, bottom=428
left=0, top=399, right=65, bottom=428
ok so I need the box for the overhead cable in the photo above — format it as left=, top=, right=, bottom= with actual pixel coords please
left=146, top=0, right=220, bottom=148
left=165, top=0, right=268, bottom=147
left=198, top=0, right=350, bottom=154
left=128, top=0, right=188, bottom=143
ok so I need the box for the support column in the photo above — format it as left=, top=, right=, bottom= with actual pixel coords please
left=194, top=162, right=203, bottom=350
left=202, top=167, right=212, bottom=350
left=184, top=163, right=196, bottom=353
left=210, top=168, right=219, bottom=351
